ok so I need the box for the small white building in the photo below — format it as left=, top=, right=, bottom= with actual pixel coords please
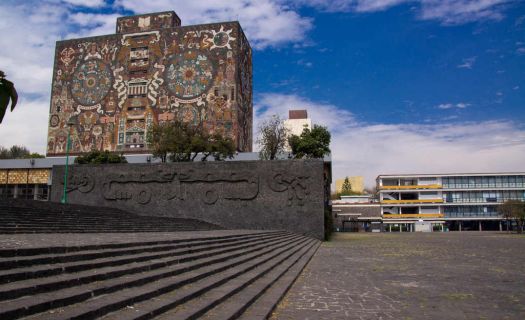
left=284, top=110, right=312, bottom=137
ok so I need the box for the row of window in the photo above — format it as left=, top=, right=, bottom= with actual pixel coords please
left=0, top=184, right=49, bottom=200
left=442, top=191, right=525, bottom=203
left=442, top=176, right=525, bottom=189
left=444, top=206, right=499, bottom=218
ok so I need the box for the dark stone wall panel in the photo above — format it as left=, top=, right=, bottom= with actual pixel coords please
left=50, top=160, right=325, bottom=239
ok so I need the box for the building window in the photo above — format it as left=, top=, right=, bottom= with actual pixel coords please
left=0, top=185, right=15, bottom=199
left=35, top=184, right=49, bottom=200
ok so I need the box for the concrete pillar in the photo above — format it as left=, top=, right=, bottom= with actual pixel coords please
left=459, top=222, right=462, bottom=232
left=389, top=224, right=392, bottom=232
left=33, top=184, right=39, bottom=200
left=479, top=221, right=482, bottom=232
left=441, top=224, right=444, bottom=232
left=400, top=224, right=403, bottom=232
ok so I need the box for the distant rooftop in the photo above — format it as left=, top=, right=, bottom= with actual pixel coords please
left=288, top=110, right=308, bottom=120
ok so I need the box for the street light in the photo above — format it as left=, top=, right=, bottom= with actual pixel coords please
left=61, top=117, right=76, bottom=204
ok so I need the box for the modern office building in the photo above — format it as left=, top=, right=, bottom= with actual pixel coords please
left=377, top=173, right=525, bottom=231
left=46, top=11, right=252, bottom=156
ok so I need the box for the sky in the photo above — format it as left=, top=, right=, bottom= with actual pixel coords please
left=0, top=0, right=524, bottom=187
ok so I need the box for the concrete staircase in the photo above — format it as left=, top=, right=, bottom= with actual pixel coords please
left=0, top=199, right=221, bottom=233
left=0, top=230, right=319, bottom=319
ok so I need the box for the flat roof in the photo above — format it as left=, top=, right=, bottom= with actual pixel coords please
left=377, top=172, right=525, bottom=179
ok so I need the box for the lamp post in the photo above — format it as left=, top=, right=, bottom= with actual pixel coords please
left=61, top=117, right=76, bottom=204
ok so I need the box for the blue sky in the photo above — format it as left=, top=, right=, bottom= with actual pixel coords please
left=0, top=0, right=524, bottom=186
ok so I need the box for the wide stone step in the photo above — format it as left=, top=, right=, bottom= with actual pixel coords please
left=0, top=231, right=285, bottom=269
left=0, top=201, right=224, bottom=235
left=237, top=240, right=320, bottom=320
left=38, top=236, right=311, bottom=320
left=0, top=233, right=300, bottom=319
left=0, top=232, right=280, bottom=258
left=0, top=232, right=288, bottom=284
left=0, top=233, right=296, bottom=301
left=152, top=238, right=318, bottom=320
left=0, top=226, right=215, bottom=233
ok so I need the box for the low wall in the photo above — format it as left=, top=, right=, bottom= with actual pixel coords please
left=50, top=160, right=325, bottom=239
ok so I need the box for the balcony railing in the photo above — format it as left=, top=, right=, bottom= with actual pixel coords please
left=380, top=184, right=442, bottom=190
left=381, top=199, right=444, bottom=204
left=383, top=214, right=444, bottom=219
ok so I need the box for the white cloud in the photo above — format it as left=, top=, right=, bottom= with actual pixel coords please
left=297, top=0, right=513, bottom=24
left=255, top=93, right=525, bottom=188
left=355, top=0, right=408, bottom=12
left=437, top=102, right=469, bottom=109
left=457, top=56, right=477, bottom=69
left=0, top=2, right=68, bottom=96
left=254, top=93, right=357, bottom=132
left=63, top=0, right=107, bottom=7
left=115, top=0, right=313, bottom=49
left=293, top=0, right=407, bottom=12
left=67, top=13, right=121, bottom=38
left=418, top=0, right=511, bottom=25
left=0, top=97, right=50, bottom=154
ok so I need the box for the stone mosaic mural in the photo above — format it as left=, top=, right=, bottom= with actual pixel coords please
left=47, top=11, right=252, bottom=156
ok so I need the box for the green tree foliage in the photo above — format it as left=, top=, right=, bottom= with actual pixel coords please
left=147, top=121, right=235, bottom=162
left=203, top=133, right=236, bottom=161
left=74, top=150, right=127, bottom=164
left=341, top=177, right=352, bottom=196
left=0, top=145, right=44, bottom=159
left=499, top=200, right=525, bottom=233
left=0, top=70, right=18, bottom=124
left=257, top=115, right=289, bottom=160
left=288, top=125, right=331, bottom=159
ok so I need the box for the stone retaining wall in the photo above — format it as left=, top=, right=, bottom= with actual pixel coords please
left=50, top=160, right=325, bottom=239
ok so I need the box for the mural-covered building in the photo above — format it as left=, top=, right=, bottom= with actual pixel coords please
left=47, top=11, right=252, bottom=156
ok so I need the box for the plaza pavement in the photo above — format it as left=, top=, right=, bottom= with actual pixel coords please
left=271, top=232, right=525, bottom=320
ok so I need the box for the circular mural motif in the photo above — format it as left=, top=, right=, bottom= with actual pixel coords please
left=213, top=32, right=230, bottom=47
left=70, top=59, right=113, bottom=106
left=165, top=51, right=214, bottom=99
left=49, top=114, right=60, bottom=128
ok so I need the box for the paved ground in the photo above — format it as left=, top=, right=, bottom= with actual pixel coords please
left=271, top=232, right=525, bottom=320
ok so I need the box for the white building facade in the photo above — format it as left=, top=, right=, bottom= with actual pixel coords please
left=377, top=173, right=525, bottom=232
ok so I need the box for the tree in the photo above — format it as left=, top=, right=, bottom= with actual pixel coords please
left=202, top=133, right=235, bottom=161
left=7, top=145, right=30, bottom=159
left=499, top=200, right=525, bottom=233
left=146, top=122, right=177, bottom=163
left=288, top=125, right=331, bottom=159
left=341, top=177, right=352, bottom=196
left=0, top=145, right=44, bottom=159
left=257, top=115, right=289, bottom=160
left=0, top=70, right=18, bottom=124
left=75, top=150, right=127, bottom=164
left=147, top=121, right=235, bottom=162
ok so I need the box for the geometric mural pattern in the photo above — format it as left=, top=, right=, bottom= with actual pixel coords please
left=47, top=11, right=252, bottom=156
